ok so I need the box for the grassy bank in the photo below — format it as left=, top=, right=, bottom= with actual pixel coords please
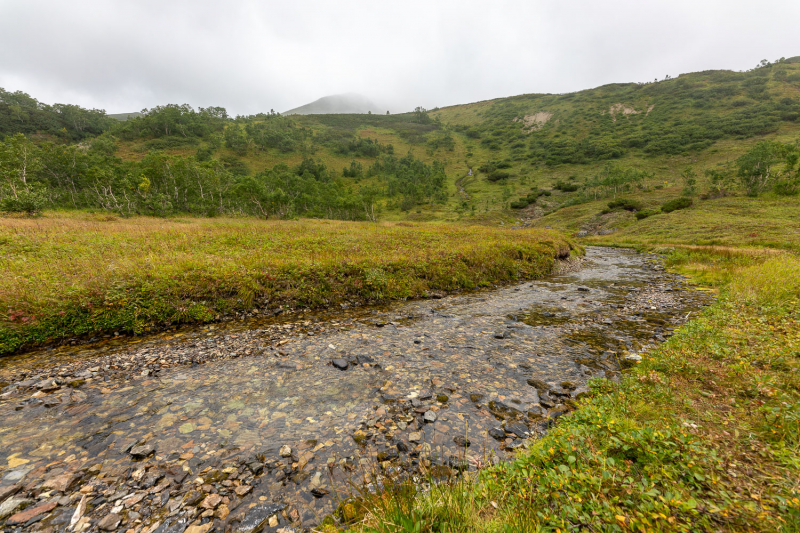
left=526, top=187, right=800, bottom=253
left=345, top=249, right=800, bottom=532
left=0, top=212, right=575, bottom=355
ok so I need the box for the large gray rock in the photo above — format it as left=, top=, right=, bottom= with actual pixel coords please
left=0, top=497, right=33, bottom=519
left=130, top=443, right=156, bottom=458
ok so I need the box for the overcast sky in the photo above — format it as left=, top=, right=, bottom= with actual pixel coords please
left=1, top=0, right=798, bottom=115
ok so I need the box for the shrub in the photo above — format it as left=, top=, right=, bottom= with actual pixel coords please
left=635, top=209, right=659, bottom=220
left=774, top=179, right=800, bottom=196
left=487, top=171, right=510, bottom=182
left=554, top=180, right=579, bottom=192
left=661, top=197, right=693, bottom=213
left=510, top=199, right=529, bottom=209
left=0, top=185, right=47, bottom=216
left=607, top=198, right=643, bottom=212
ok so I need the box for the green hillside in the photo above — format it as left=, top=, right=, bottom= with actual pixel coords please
left=1, top=56, right=799, bottom=224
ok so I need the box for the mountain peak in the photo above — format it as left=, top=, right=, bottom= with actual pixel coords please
left=283, top=93, right=381, bottom=115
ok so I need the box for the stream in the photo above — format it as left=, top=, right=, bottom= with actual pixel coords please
left=0, top=247, right=714, bottom=532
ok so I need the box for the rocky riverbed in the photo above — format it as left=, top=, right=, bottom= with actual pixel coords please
left=0, top=247, right=714, bottom=532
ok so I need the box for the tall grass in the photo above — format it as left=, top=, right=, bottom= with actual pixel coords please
left=0, top=212, right=575, bottom=354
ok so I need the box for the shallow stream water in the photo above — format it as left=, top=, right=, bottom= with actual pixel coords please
left=0, top=247, right=714, bottom=532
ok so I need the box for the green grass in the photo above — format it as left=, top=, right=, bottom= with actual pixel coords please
left=0, top=212, right=575, bottom=354
left=565, top=194, right=800, bottom=252
left=341, top=249, right=800, bottom=532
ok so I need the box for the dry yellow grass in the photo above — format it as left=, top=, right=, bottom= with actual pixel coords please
left=0, top=212, right=575, bottom=353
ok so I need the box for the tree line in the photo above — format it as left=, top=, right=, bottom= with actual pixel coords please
left=0, top=133, right=449, bottom=218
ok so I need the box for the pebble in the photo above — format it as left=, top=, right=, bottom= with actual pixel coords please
left=453, top=435, right=471, bottom=448
left=488, top=427, right=506, bottom=440
left=129, top=443, right=155, bottom=459
left=97, top=512, right=122, bottom=531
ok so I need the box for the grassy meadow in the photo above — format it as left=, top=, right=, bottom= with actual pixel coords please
left=0, top=213, right=575, bottom=354
left=531, top=190, right=800, bottom=252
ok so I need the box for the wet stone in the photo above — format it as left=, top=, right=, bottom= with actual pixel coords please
left=234, top=502, right=286, bottom=532
left=453, top=435, right=471, bottom=448
left=0, top=497, right=33, bottom=520
left=331, top=358, right=349, bottom=370
left=488, top=427, right=506, bottom=440
left=311, top=487, right=330, bottom=498
left=527, top=378, right=551, bottom=391
left=506, top=423, right=530, bottom=438
left=377, top=449, right=399, bottom=462
left=7, top=501, right=57, bottom=526
left=129, top=443, right=156, bottom=459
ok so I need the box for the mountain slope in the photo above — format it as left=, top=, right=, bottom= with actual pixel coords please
left=283, top=93, right=382, bottom=115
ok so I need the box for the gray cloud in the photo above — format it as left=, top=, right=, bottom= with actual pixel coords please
left=1, top=0, right=798, bottom=115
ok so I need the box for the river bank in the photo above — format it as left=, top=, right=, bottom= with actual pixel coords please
left=0, top=214, right=575, bottom=355
left=0, top=248, right=712, bottom=532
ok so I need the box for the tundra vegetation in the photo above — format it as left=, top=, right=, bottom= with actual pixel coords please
left=1, top=56, right=799, bottom=531
left=0, top=215, right=573, bottom=354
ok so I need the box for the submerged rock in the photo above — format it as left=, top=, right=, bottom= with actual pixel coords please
left=234, top=502, right=286, bottom=533
left=332, top=358, right=349, bottom=370
left=130, top=443, right=156, bottom=459
left=488, top=427, right=506, bottom=440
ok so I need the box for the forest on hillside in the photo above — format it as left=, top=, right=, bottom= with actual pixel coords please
left=2, top=57, right=799, bottom=219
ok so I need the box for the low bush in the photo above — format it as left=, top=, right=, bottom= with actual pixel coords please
left=510, top=199, right=529, bottom=209
left=607, top=198, right=643, bottom=212
left=635, top=208, right=659, bottom=220
left=661, top=197, right=693, bottom=213
left=554, top=180, right=579, bottom=192
left=487, top=170, right=510, bottom=182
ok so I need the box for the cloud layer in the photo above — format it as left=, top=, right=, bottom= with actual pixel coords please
left=1, top=0, right=798, bottom=115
